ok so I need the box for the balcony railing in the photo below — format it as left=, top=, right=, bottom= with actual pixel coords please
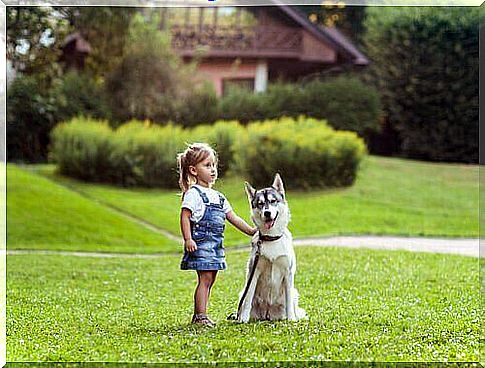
left=170, top=24, right=302, bottom=54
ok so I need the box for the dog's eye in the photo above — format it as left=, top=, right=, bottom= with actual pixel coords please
left=270, top=199, right=276, bottom=204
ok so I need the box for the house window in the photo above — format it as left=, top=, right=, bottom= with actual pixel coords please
left=222, top=78, right=255, bottom=96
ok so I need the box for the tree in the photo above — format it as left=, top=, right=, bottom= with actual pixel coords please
left=105, top=13, right=195, bottom=124
left=362, top=7, right=479, bottom=163
left=296, top=4, right=367, bottom=46
left=53, top=7, right=138, bottom=81
left=7, top=7, right=68, bottom=86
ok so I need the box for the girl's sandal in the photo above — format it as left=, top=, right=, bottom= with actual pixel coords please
left=191, top=314, right=216, bottom=327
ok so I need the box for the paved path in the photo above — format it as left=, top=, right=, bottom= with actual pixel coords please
left=7, top=235, right=479, bottom=258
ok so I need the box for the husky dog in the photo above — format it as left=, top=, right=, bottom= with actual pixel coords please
left=237, top=173, right=306, bottom=323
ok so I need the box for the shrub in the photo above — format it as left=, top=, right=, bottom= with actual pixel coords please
left=233, top=116, right=366, bottom=189
left=110, top=121, right=187, bottom=187
left=7, top=75, right=57, bottom=163
left=260, top=83, right=305, bottom=119
left=173, top=82, right=220, bottom=128
left=301, top=76, right=382, bottom=138
left=362, top=7, right=479, bottom=162
left=219, top=88, right=265, bottom=124
left=50, top=117, right=113, bottom=181
left=50, top=71, right=111, bottom=123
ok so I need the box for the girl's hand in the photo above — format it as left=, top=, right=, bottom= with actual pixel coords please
left=185, top=238, right=197, bottom=252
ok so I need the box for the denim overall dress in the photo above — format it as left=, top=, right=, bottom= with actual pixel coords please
left=180, top=186, right=227, bottom=271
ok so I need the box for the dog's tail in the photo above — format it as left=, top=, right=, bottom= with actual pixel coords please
left=292, top=288, right=307, bottom=320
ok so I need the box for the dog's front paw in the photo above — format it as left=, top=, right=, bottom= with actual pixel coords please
left=237, top=314, right=250, bottom=323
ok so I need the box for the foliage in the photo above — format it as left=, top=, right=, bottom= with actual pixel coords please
left=362, top=7, right=479, bottom=163
left=301, top=76, right=382, bottom=138
left=104, top=13, right=194, bottom=125
left=296, top=5, right=367, bottom=46
left=50, top=118, right=189, bottom=187
left=219, top=87, right=266, bottom=124
left=172, top=82, right=220, bottom=128
left=109, top=121, right=188, bottom=187
left=6, top=7, right=67, bottom=87
left=50, top=117, right=114, bottom=181
left=220, top=78, right=381, bottom=137
left=233, top=117, right=367, bottom=189
left=7, top=75, right=57, bottom=163
left=54, top=7, right=138, bottom=81
left=50, top=117, right=366, bottom=190
left=50, top=70, right=112, bottom=123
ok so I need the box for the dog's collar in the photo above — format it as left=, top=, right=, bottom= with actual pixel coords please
left=258, top=231, right=283, bottom=242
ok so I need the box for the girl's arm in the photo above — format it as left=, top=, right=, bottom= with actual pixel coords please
left=180, top=208, right=197, bottom=252
left=226, top=211, right=257, bottom=236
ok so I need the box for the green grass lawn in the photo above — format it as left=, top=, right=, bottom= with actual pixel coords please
left=7, top=247, right=479, bottom=362
left=7, top=165, right=179, bottom=253
left=23, top=155, right=478, bottom=250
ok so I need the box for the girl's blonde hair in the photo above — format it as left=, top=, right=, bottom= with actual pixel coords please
left=177, top=142, right=218, bottom=193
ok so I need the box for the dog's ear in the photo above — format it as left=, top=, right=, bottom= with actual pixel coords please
left=245, top=182, right=256, bottom=202
left=272, top=173, right=285, bottom=198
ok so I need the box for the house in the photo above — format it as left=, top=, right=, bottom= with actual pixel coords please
left=60, top=5, right=369, bottom=97
left=162, top=4, right=369, bottom=96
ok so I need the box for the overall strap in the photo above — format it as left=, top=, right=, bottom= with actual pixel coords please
left=218, top=193, right=225, bottom=207
left=192, top=186, right=209, bottom=204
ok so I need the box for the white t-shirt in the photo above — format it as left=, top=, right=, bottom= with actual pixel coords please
left=181, top=184, right=232, bottom=223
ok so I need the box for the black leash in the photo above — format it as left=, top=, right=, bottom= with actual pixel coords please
left=227, top=231, right=283, bottom=321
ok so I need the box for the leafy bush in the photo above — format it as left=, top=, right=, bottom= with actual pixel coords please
left=7, top=75, right=57, bottom=163
left=110, top=121, right=187, bottom=187
left=219, top=79, right=381, bottom=137
left=50, top=71, right=111, bottom=123
left=362, top=7, right=479, bottom=162
left=219, top=88, right=265, bottom=124
left=233, top=117, right=366, bottom=189
left=50, top=117, right=113, bottom=181
left=301, top=76, right=382, bottom=138
left=260, top=83, right=305, bottom=119
left=173, top=82, right=220, bottom=128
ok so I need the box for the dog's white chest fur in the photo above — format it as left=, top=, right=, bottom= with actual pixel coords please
left=259, top=230, right=293, bottom=262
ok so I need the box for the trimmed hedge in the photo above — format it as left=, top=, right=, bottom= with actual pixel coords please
left=233, top=117, right=366, bottom=189
left=50, top=117, right=366, bottom=189
left=51, top=119, right=188, bottom=187
left=219, top=77, right=381, bottom=138
left=362, top=7, right=479, bottom=163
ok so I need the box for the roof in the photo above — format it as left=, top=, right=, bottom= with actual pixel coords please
left=271, top=1, right=369, bottom=66
left=62, top=32, right=92, bottom=54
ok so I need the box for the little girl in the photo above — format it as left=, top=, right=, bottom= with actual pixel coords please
left=177, top=142, right=256, bottom=327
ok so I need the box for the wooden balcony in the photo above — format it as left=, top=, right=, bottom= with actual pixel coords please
left=171, top=24, right=303, bottom=58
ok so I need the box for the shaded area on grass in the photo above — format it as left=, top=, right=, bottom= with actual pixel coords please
left=8, top=247, right=479, bottom=362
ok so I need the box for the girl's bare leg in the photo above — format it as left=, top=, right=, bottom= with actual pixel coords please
left=194, top=270, right=218, bottom=315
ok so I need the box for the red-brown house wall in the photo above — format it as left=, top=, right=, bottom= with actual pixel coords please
left=196, top=59, right=258, bottom=96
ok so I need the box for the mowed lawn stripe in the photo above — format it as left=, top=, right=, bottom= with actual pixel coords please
left=29, top=155, right=478, bottom=247
left=7, top=165, right=179, bottom=253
